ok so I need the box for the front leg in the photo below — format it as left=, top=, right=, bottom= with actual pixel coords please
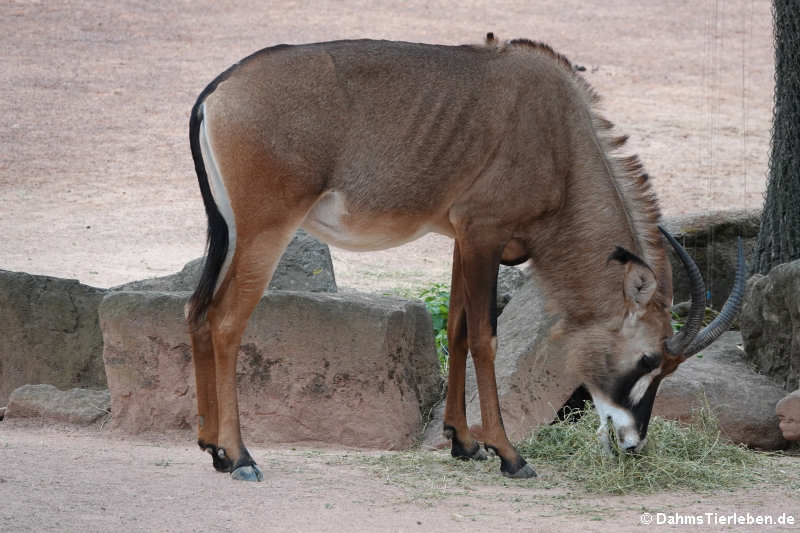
left=443, top=242, right=487, bottom=462
left=457, top=238, right=536, bottom=479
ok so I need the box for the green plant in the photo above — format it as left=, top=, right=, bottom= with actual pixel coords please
left=417, top=282, right=450, bottom=375
left=670, top=310, right=685, bottom=333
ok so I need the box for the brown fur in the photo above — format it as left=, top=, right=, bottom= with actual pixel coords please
left=187, top=36, right=689, bottom=478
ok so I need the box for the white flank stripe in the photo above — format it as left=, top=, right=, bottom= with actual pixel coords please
left=198, top=103, right=237, bottom=295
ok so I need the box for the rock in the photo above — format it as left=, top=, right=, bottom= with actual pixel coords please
left=5, top=384, right=110, bottom=425
left=113, top=229, right=336, bottom=293
left=0, top=270, right=106, bottom=405
left=497, top=265, right=527, bottom=315
left=100, top=290, right=440, bottom=449
left=661, top=210, right=759, bottom=309
left=776, top=390, right=800, bottom=441
left=269, top=229, right=337, bottom=292
left=740, top=259, right=800, bottom=392
left=652, top=331, right=788, bottom=450
left=112, top=259, right=203, bottom=293
left=423, top=275, right=582, bottom=448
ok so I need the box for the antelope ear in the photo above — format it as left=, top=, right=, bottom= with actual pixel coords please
left=609, top=247, right=657, bottom=313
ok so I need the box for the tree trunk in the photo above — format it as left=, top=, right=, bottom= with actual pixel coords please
left=753, top=0, right=800, bottom=275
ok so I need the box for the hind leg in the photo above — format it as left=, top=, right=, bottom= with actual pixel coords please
left=204, top=220, right=305, bottom=481
left=189, top=318, right=226, bottom=470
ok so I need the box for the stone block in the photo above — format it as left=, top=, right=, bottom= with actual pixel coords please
left=661, top=210, right=759, bottom=309
left=112, top=229, right=336, bottom=293
left=0, top=270, right=106, bottom=405
left=653, top=332, right=788, bottom=450
left=5, top=384, right=110, bottom=425
left=740, top=259, right=800, bottom=392
left=99, top=290, right=440, bottom=449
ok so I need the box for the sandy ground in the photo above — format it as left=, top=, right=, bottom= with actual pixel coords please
left=2, top=1, right=795, bottom=531
left=1, top=0, right=774, bottom=292
left=1, top=422, right=798, bottom=533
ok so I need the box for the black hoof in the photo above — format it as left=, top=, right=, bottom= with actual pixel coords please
left=231, top=464, right=264, bottom=482
left=198, top=440, right=259, bottom=477
left=444, top=425, right=487, bottom=461
left=485, top=444, right=537, bottom=479
left=502, top=462, right=537, bottom=479
left=198, top=440, right=233, bottom=472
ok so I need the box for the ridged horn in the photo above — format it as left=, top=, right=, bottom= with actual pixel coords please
left=659, top=226, right=706, bottom=356
left=683, top=237, right=747, bottom=357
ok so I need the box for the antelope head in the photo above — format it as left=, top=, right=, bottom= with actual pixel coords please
left=581, top=227, right=746, bottom=453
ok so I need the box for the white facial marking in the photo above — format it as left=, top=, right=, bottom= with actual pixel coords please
left=629, top=367, right=661, bottom=405
left=199, top=103, right=237, bottom=295
left=593, top=395, right=634, bottom=433
left=592, top=393, right=640, bottom=450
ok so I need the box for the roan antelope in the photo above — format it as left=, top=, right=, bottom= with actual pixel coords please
left=186, top=35, right=745, bottom=481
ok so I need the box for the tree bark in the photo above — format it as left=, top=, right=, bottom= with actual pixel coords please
left=753, top=0, right=800, bottom=275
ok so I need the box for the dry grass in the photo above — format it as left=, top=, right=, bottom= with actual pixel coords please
left=517, top=402, right=782, bottom=494
left=350, top=402, right=797, bottom=502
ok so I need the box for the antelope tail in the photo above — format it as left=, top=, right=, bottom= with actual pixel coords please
left=186, top=97, right=229, bottom=326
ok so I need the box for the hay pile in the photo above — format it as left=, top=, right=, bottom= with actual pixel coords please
left=517, top=403, right=769, bottom=494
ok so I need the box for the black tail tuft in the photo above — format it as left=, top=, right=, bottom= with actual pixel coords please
left=187, top=98, right=229, bottom=326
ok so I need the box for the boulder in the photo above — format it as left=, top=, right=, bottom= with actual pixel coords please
left=100, top=290, right=441, bottom=449
left=661, top=210, right=759, bottom=309
left=652, top=331, right=788, bottom=450
left=0, top=270, right=106, bottom=405
left=423, top=275, right=581, bottom=448
left=497, top=265, right=527, bottom=315
left=740, top=259, right=800, bottom=392
left=776, top=390, right=800, bottom=441
left=112, top=229, right=336, bottom=293
left=5, top=384, right=110, bottom=425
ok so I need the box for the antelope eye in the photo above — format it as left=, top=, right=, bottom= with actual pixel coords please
left=639, top=353, right=660, bottom=372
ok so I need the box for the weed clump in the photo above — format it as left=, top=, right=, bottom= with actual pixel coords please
left=416, top=282, right=450, bottom=374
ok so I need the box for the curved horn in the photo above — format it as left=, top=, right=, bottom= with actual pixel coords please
left=683, top=237, right=747, bottom=357
left=659, top=226, right=706, bottom=356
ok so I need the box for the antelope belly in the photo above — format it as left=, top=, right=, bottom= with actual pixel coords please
left=302, top=190, right=440, bottom=251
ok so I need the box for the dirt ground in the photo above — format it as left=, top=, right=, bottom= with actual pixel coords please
left=2, top=1, right=795, bottom=531
left=1, top=421, right=798, bottom=533
left=1, top=0, right=774, bottom=292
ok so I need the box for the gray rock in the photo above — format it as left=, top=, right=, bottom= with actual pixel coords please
left=112, top=259, right=203, bottom=293
left=0, top=270, right=106, bottom=405
left=269, top=229, right=337, bottom=292
left=113, top=229, right=336, bottom=293
left=423, top=275, right=581, bottom=448
left=661, top=210, right=759, bottom=309
left=497, top=265, right=527, bottom=315
left=740, top=259, right=800, bottom=392
left=653, top=331, right=788, bottom=450
left=100, top=290, right=440, bottom=449
left=5, top=384, right=110, bottom=425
